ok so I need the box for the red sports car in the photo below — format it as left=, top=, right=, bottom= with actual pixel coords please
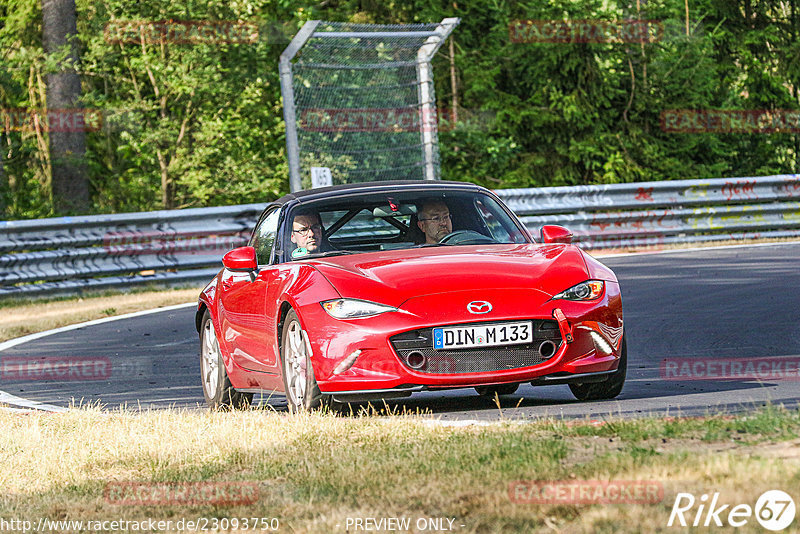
left=196, top=181, right=625, bottom=410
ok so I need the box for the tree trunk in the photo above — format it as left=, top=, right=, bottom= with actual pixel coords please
left=449, top=36, right=458, bottom=124
left=42, top=0, right=89, bottom=215
left=636, top=0, right=647, bottom=89
left=685, top=0, right=690, bottom=36
left=793, top=0, right=799, bottom=173
left=0, top=148, right=6, bottom=218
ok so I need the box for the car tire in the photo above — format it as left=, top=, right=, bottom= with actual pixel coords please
left=280, top=309, right=330, bottom=412
left=475, top=383, right=520, bottom=397
left=569, top=334, right=627, bottom=401
left=200, top=311, right=252, bottom=410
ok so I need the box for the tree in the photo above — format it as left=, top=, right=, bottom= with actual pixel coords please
left=1, top=0, right=798, bottom=220
left=42, top=0, right=88, bottom=214
left=0, top=149, right=5, bottom=216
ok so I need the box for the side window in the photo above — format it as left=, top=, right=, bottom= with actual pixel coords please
left=251, top=209, right=280, bottom=265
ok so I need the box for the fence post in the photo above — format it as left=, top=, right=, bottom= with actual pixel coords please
left=280, top=21, right=320, bottom=193
left=416, top=18, right=460, bottom=181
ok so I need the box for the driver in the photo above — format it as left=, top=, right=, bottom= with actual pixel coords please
left=417, top=200, right=452, bottom=244
left=290, top=210, right=325, bottom=258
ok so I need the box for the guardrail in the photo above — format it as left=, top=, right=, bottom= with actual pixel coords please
left=494, top=174, right=800, bottom=249
left=1, top=175, right=799, bottom=298
left=0, top=204, right=264, bottom=299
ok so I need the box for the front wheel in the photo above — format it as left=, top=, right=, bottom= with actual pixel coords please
left=280, top=309, right=330, bottom=412
left=569, top=335, right=627, bottom=401
left=200, top=311, right=252, bottom=410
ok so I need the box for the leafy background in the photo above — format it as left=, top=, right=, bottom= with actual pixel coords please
left=1, top=0, right=799, bottom=219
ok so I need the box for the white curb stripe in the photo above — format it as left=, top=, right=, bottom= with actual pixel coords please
left=0, top=302, right=196, bottom=352
left=0, top=390, right=69, bottom=413
left=0, top=301, right=196, bottom=412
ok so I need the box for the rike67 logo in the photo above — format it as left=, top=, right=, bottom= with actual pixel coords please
left=668, top=490, right=796, bottom=531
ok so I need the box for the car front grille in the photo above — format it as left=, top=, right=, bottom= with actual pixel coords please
left=389, top=320, right=562, bottom=374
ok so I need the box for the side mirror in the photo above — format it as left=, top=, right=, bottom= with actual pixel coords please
left=541, top=225, right=573, bottom=244
left=222, top=246, right=257, bottom=272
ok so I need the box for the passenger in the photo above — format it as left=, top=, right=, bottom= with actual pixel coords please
left=416, top=200, right=453, bottom=244
left=290, top=210, right=324, bottom=258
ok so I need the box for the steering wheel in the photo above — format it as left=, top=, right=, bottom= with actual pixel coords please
left=438, top=230, right=498, bottom=245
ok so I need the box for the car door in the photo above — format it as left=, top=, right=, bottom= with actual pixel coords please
left=218, top=208, right=281, bottom=374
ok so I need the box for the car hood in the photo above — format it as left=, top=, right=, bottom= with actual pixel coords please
left=307, top=244, right=589, bottom=308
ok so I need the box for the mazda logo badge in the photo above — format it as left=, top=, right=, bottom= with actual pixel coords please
left=467, top=301, right=492, bottom=314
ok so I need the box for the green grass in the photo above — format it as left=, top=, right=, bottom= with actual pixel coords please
left=553, top=403, right=800, bottom=443
left=2, top=405, right=799, bottom=533
left=0, top=284, right=200, bottom=309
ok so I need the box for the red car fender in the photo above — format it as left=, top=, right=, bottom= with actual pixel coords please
left=275, top=263, right=341, bottom=367
left=196, top=271, right=220, bottom=333
left=580, top=250, right=619, bottom=282
left=283, top=263, right=342, bottom=309
left=198, top=271, right=243, bottom=370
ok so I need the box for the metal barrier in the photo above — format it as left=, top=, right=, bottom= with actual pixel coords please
left=495, top=174, right=800, bottom=249
left=1, top=175, right=799, bottom=298
left=0, top=204, right=264, bottom=298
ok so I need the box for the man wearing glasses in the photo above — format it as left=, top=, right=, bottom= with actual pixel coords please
left=416, top=200, right=453, bottom=244
left=290, top=210, right=325, bottom=258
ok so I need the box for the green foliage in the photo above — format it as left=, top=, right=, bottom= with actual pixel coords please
left=2, top=0, right=800, bottom=218
left=77, top=0, right=296, bottom=210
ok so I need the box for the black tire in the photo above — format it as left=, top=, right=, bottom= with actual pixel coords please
left=200, top=311, right=252, bottom=410
left=475, top=383, right=520, bottom=397
left=569, top=334, right=627, bottom=401
left=280, top=309, right=330, bottom=412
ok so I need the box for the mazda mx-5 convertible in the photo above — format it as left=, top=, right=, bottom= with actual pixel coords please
left=196, top=181, right=626, bottom=410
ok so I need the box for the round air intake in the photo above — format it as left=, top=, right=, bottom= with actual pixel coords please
left=406, top=351, right=427, bottom=370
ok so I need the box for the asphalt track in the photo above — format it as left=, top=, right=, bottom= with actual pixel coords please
left=1, top=242, right=799, bottom=421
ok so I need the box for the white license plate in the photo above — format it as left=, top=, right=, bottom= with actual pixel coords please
left=433, top=321, right=533, bottom=350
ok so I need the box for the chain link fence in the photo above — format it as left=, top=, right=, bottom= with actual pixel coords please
left=280, top=19, right=459, bottom=192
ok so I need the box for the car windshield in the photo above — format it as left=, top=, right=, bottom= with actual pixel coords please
left=284, top=189, right=529, bottom=260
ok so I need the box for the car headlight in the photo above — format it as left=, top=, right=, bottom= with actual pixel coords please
left=553, top=280, right=605, bottom=301
left=320, top=298, right=397, bottom=319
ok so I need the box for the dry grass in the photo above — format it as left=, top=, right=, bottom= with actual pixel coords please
left=0, top=288, right=198, bottom=343
left=1, top=406, right=799, bottom=533
left=2, top=241, right=798, bottom=531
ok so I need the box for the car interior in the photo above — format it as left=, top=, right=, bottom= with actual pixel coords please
left=283, top=191, right=528, bottom=258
